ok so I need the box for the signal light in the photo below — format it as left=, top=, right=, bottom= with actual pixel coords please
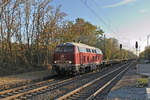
left=120, top=44, right=122, bottom=50
left=135, top=41, right=138, bottom=49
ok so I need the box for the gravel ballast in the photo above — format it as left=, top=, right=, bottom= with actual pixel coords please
left=105, top=64, right=146, bottom=100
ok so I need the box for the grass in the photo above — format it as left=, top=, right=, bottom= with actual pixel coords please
left=136, top=78, right=148, bottom=88
left=0, top=63, right=49, bottom=76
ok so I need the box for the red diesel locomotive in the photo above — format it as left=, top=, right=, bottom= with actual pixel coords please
left=52, top=42, right=103, bottom=75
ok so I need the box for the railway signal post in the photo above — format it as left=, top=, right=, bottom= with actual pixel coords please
left=104, top=34, right=106, bottom=59
left=135, top=41, right=138, bottom=63
left=120, top=44, right=122, bottom=60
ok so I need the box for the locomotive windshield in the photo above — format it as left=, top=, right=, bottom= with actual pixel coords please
left=55, top=46, right=74, bottom=52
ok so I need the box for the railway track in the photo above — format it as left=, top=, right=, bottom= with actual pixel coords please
left=0, top=74, right=87, bottom=100
left=0, top=69, right=109, bottom=100
left=0, top=61, right=131, bottom=100
left=0, top=75, right=57, bottom=92
left=31, top=61, right=131, bottom=100
left=56, top=61, right=134, bottom=100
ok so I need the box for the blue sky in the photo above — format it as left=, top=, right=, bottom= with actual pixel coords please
left=51, top=0, right=150, bottom=53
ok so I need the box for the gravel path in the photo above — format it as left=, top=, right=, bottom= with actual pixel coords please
left=105, top=64, right=146, bottom=100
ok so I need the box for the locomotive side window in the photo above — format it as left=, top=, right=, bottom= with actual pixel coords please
left=86, top=48, right=88, bottom=52
left=79, top=47, right=86, bottom=52
left=76, top=46, right=79, bottom=53
left=86, top=48, right=91, bottom=52
left=96, top=49, right=101, bottom=54
left=94, top=50, right=96, bottom=53
left=91, top=49, right=97, bottom=53
left=89, top=49, right=92, bottom=52
left=92, top=49, right=94, bottom=53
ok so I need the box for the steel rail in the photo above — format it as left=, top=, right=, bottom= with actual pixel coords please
left=0, top=79, right=55, bottom=96
left=0, top=61, right=128, bottom=100
left=56, top=62, right=130, bottom=100
left=0, top=77, right=74, bottom=100
left=0, top=67, right=102, bottom=100
left=87, top=62, right=133, bottom=100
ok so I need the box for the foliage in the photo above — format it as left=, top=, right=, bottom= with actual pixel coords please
left=0, top=0, right=136, bottom=72
left=95, top=37, right=136, bottom=60
left=136, top=78, right=148, bottom=87
left=139, top=46, right=150, bottom=60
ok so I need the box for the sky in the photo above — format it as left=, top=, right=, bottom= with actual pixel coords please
left=50, top=0, right=150, bottom=53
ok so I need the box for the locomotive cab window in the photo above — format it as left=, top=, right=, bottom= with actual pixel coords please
left=64, top=46, right=74, bottom=52
left=54, top=46, right=63, bottom=52
left=54, top=46, right=74, bottom=52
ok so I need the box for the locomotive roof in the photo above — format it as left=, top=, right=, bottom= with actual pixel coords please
left=58, top=42, right=99, bottom=50
left=57, top=42, right=103, bottom=54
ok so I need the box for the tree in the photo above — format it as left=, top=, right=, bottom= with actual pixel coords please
left=140, top=46, right=150, bottom=60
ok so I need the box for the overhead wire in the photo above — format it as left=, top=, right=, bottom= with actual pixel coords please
left=80, top=0, right=109, bottom=30
left=92, top=0, right=129, bottom=42
left=81, top=0, right=122, bottom=39
left=81, top=0, right=133, bottom=50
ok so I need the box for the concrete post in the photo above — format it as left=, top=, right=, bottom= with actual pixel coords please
left=136, top=64, right=138, bottom=74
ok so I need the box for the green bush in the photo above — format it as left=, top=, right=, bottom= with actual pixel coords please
left=136, top=78, right=148, bottom=87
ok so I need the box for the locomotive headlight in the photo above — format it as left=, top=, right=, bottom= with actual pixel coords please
left=68, top=61, right=72, bottom=64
